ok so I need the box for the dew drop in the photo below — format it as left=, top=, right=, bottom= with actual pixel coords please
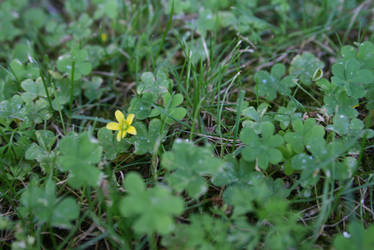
left=343, top=232, right=351, bottom=238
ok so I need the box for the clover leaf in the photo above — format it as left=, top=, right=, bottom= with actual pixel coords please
left=136, top=71, right=171, bottom=100
left=357, top=41, right=374, bottom=68
left=94, top=0, right=119, bottom=20
left=67, top=13, right=93, bottom=40
left=0, top=94, right=49, bottom=127
left=274, top=102, right=302, bottom=130
left=0, top=95, right=27, bottom=126
left=333, top=221, right=374, bottom=250
left=241, top=102, right=272, bottom=134
left=11, top=42, right=34, bottom=63
left=367, top=86, right=374, bottom=109
left=161, top=139, right=225, bottom=198
left=51, top=79, right=71, bottom=111
left=0, top=3, right=21, bottom=42
left=240, top=122, right=284, bottom=170
left=82, top=77, right=105, bottom=101
left=292, top=138, right=356, bottom=187
left=57, top=47, right=92, bottom=80
left=289, top=52, right=324, bottom=86
left=45, top=21, right=67, bottom=47
left=20, top=78, right=47, bottom=103
left=212, top=154, right=252, bottom=187
left=129, top=119, right=166, bottom=155
left=291, top=153, right=320, bottom=187
left=25, top=130, right=57, bottom=170
left=223, top=172, right=288, bottom=216
left=57, top=132, right=103, bottom=188
left=151, top=92, right=187, bottom=125
left=162, top=214, right=232, bottom=250
left=19, top=179, right=79, bottom=229
left=330, top=113, right=351, bottom=135
left=24, top=98, right=52, bottom=124
left=128, top=92, right=154, bottom=120
left=331, top=57, right=373, bottom=99
left=24, top=8, right=46, bottom=29
left=254, top=63, right=295, bottom=101
left=9, top=59, right=39, bottom=81
left=323, top=88, right=358, bottom=118
left=97, top=127, right=130, bottom=160
left=284, top=118, right=325, bottom=154
left=119, top=172, right=184, bottom=235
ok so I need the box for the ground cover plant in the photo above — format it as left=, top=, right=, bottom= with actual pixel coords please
left=1, top=0, right=374, bottom=249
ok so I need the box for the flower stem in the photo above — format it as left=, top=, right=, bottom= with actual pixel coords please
left=148, top=233, right=157, bottom=250
left=69, top=60, right=76, bottom=117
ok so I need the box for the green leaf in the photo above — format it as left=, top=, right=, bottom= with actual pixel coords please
left=136, top=71, right=171, bottom=99
left=331, top=58, right=373, bottom=99
left=24, top=8, right=46, bottom=29
left=24, top=98, right=52, bottom=124
left=128, top=93, right=154, bottom=120
left=57, top=132, right=103, bottom=188
left=20, top=179, right=79, bottom=229
left=255, top=64, right=295, bottom=101
left=341, top=45, right=356, bottom=58
left=67, top=13, right=93, bottom=40
left=20, top=78, right=47, bottom=102
left=271, top=63, right=286, bottom=80
left=289, top=52, right=324, bottom=86
left=0, top=95, right=27, bottom=125
left=211, top=155, right=249, bottom=187
left=274, top=102, right=302, bottom=129
left=333, top=221, right=374, bottom=250
left=129, top=119, right=165, bottom=155
left=25, top=130, right=56, bottom=164
left=11, top=42, right=34, bottom=63
left=162, top=214, right=232, bottom=250
left=161, top=139, right=225, bottom=198
left=332, top=113, right=350, bottom=135
left=57, top=47, right=92, bottom=80
left=291, top=153, right=319, bottom=187
left=124, top=172, right=146, bottom=194
left=82, top=76, right=104, bottom=101
left=97, top=127, right=130, bottom=160
left=284, top=119, right=325, bottom=153
left=242, top=103, right=272, bottom=134
left=119, top=172, right=184, bottom=235
left=152, top=92, right=187, bottom=125
left=223, top=172, right=288, bottom=216
left=357, top=41, right=374, bottom=68
left=9, top=59, right=39, bottom=80
left=94, top=0, right=120, bottom=20
left=335, top=157, right=357, bottom=180
left=240, top=122, right=284, bottom=170
left=324, top=89, right=358, bottom=118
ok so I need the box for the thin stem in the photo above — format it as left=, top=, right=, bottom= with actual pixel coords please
left=39, top=70, right=54, bottom=113
left=69, top=60, right=76, bottom=117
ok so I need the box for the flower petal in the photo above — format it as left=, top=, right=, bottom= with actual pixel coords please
left=117, top=130, right=127, bottom=141
left=115, top=110, right=125, bottom=122
left=127, top=126, right=137, bottom=135
left=106, top=122, right=120, bottom=130
left=126, top=113, right=135, bottom=125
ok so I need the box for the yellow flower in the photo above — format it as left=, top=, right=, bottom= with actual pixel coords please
left=101, top=33, right=108, bottom=43
left=106, top=110, right=136, bottom=142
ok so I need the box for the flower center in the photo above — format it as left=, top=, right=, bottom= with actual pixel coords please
left=120, top=120, right=129, bottom=132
